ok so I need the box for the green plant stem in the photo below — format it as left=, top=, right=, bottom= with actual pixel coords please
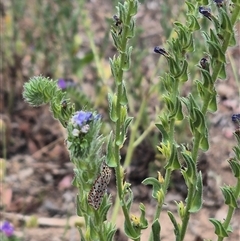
left=218, top=178, right=240, bottom=241
left=79, top=0, right=107, bottom=87
left=113, top=1, right=139, bottom=240
left=95, top=211, right=105, bottom=241
left=133, top=121, right=155, bottom=149
left=124, top=97, right=147, bottom=168
left=148, top=119, right=175, bottom=241
left=111, top=97, right=147, bottom=224
left=180, top=7, right=240, bottom=240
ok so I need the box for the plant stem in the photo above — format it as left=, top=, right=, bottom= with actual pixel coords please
left=217, top=178, right=240, bottom=241
left=112, top=1, right=139, bottom=239
left=180, top=6, right=240, bottom=240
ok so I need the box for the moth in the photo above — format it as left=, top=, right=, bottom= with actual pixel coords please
left=88, top=162, right=111, bottom=210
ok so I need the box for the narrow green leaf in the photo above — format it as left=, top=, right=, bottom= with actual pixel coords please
left=165, top=144, right=181, bottom=171
left=218, top=63, right=227, bottom=80
left=181, top=152, right=197, bottom=185
left=106, top=131, right=117, bottom=167
left=108, top=93, right=118, bottom=122
left=122, top=46, right=133, bottom=71
left=209, top=218, right=229, bottom=238
left=206, top=40, right=226, bottom=63
left=120, top=81, right=128, bottom=105
left=167, top=211, right=180, bottom=237
left=142, top=177, right=161, bottom=199
left=187, top=14, right=200, bottom=31
left=151, top=219, right=161, bottom=241
left=124, top=117, right=133, bottom=134
left=155, top=123, right=169, bottom=143
left=219, top=8, right=233, bottom=33
left=124, top=221, right=139, bottom=240
left=139, top=203, right=148, bottom=229
left=220, top=186, right=238, bottom=208
left=189, top=172, right=203, bottom=213
left=111, top=30, right=122, bottom=51
left=228, top=159, right=240, bottom=178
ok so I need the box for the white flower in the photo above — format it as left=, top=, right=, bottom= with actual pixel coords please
left=72, top=128, right=80, bottom=136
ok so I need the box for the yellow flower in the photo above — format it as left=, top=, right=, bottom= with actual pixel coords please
left=130, top=214, right=140, bottom=227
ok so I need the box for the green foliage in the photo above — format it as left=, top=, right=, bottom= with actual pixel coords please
left=22, top=0, right=240, bottom=240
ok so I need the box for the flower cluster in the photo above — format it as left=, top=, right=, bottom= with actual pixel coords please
left=71, top=110, right=101, bottom=136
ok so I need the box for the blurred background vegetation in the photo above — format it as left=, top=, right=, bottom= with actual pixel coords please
left=1, top=0, right=239, bottom=174
left=1, top=1, right=240, bottom=240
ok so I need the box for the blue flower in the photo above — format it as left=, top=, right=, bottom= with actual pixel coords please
left=0, top=221, right=14, bottom=237
left=72, top=111, right=94, bottom=127
left=57, top=78, right=75, bottom=90
left=232, top=114, right=240, bottom=124
left=58, top=79, right=67, bottom=89
left=199, top=6, right=212, bottom=21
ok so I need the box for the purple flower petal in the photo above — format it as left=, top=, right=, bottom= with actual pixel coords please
left=0, top=221, right=14, bottom=237
left=72, top=111, right=94, bottom=127
left=57, top=79, right=67, bottom=89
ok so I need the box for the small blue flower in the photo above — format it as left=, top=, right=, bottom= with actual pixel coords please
left=58, top=79, right=67, bottom=89
left=0, top=221, right=14, bottom=237
left=57, top=78, right=75, bottom=90
left=232, top=114, right=240, bottom=123
left=199, top=6, right=212, bottom=21
left=153, top=46, right=169, bottom=57
left=72, top=111, right=94, bottom=127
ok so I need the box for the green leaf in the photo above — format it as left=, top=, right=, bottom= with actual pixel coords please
left=208, top=92, right=218, bottom=112
left=151, top=219, right=161, bottom=241
left=139, top=203, right=148, bottom=229
left=219, top=8, right=233, bottom=33
left=120, top=81, right=129, bottom=105
left=106, top=131, right=117, bottom=167
left=117, top=2, right=126, bottom=24
left=155, top=123, right=169, bottom=143
left=111, top=30, right=122, bottom=51
left=168, top=57, right=181, bottom=76
left=167, top=211, right=180, bottom=237
left=218, top=63, right=227, bottom=80
left=229, top=33, right=236, bottom=47
left=176, top=97, right=184, bottom=121
left=181, top=152, right=197, bottom=185
left=199, top=132, right=209, bottom=151
left=142, top=177, right=161, bottom=199
left=109, top=57, right=118, bottom=80
left=126, top=18, right=135, bottom=38
left=163, top=94, right=174, bottom=113
left=175, top=59, right=188, bottom=82
left=116, top=127, right=125, bottom=146
left=228, top=159, right=240, bottom=178
left=129, top=0, right=138, bottom=16
left=189, top=172, right=203, bottom=212
left=106, top=226, right=117, bottom=241
left=210, top=29, right=221, bottom=45
left=206, top=40, right=226, bottom=63
left=220, top=186, right=238, bottom=208
left=124, top=221, right=139, bottom=240
left=124, top=116, right=133, bottom=134
left=165, top=144, right=181, bottom=171
left=108, top=93, right=118, bottom=122
left=201, top=69, right=214, bottom=88
left=209, top=218, right=229, bottom=238
left=187, top=14, right=200, bottom=31
left=122, top=46, right=133, bottom=71
left=185, top=1, right=195, bottom=14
